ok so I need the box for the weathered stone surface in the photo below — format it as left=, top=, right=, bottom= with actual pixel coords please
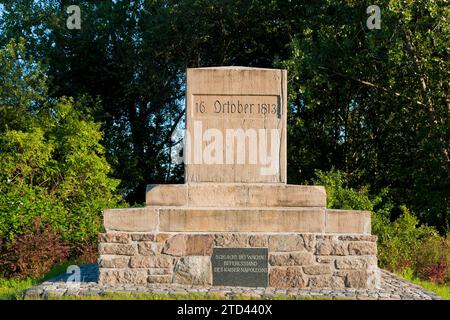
left=248, top=235, right=268, bottom=247
left=302, top=265, right=332, bottom=275
left=104, top=208, right=158, bottom=232
left=301, top=234, right=315, bottom=251
left=98, top=243, right=136, bottom=256
left=156, top=233, right=170, bottom=243
left=344, top=270, right=369, bottom=288
left=348, top=242, right=377, bottom=255
left=367, top=266, right=381, bottom=289
left=148, top=275, right=172, bottom=284
left=326, top=210, right=371, bottom=234
left=131, top=234, right=155, bottom=241
left=316, top=256, right=334, bottom=264
left=159, top=208, right=325, bottom=233
left=163, top=234, right=213, bottom=256
left=98, top=256, right=130, bottom=268
left=162, top=235, right=186, bottom=256
left=335, top=257, right=376, bottom=270
left=269, top=252, right=314, bottom=266
left=146, top=184, right=186, bottom=206
left=338, top=235, right=377, bottom=242
left=185, top=67, right=287, bottom=183
left=315, top=238, right=348, bottom=255
left=269, top=267, right=306, bottom=288
left=147, top=184, right=327, bottom=208
left=97, top=230, right=379, bottom=289
left=186, top=235, right=214, bottom=255
left=173, top=256, right=211, bottom=285
left=98, top=269, right=147, bottom=285
left=98, top=233, right=130, bottom=244
left=269, top=235, right=306, bottom=252
left=138, top=242, right=160, bottom=256
left=148, top=268, right=171, bottom=275
left=214, top=234, right=248, bottom=247
left=307, top=276, right=346, bottom=288
left=129, top=256, right=173, bottom=268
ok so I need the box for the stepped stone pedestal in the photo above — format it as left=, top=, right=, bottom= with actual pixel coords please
left=98, top=67, right=380, bottom=289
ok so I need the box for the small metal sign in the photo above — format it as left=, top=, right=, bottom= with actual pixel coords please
left=211, top=247, right=268, bottom=287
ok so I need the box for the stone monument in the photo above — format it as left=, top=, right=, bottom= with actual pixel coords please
left=98, top=67, right=380, bottom=289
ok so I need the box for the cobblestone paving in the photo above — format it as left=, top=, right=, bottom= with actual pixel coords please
left=24, top=264, right=441, bottom=300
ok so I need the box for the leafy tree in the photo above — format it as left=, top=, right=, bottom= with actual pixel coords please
left=281, top=0, right=449, bottom=231
left=0, top=39, right=121, bottom=245
left=0, top=1, right=447, bottom=232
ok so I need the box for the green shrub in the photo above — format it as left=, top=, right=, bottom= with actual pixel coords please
left=0, top=40, right=123, bottom=278
left=0, top=99, right=122, bottom=246
left=373, top=206, right=438, bottom=271
left=313, top=169, right=372, bottom=211
left=314, top=169, right=449, bottom=283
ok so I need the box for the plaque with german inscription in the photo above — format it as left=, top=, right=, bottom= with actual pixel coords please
left=211, top=248, right=268, bottom=287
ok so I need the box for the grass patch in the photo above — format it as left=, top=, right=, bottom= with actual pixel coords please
left=397, top=269, right=449, bottom=300
left=0, top=277, right=36, bottom=300
left=0, top=261, right=77, bottom=300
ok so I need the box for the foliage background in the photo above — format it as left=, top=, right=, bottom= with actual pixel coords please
left=0, top=1, right=448, bottom=281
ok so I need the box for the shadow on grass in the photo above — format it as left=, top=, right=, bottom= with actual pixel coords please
left=0, top=261, right=78, bottom=300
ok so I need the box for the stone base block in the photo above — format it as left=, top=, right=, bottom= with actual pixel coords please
left=104, top=207, right=371, bottom=234
left=98, top=232, right=380, bottom=289
left=146, top=183, right=327, bottom=207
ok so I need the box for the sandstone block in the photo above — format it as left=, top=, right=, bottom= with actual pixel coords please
left=315, top=238, right=348, bottom=255
left=156, top=233, right=171, bottom=243
left=98, top=233, right=130, bottom=244
left=131, top=233, right=155, bottom=241
left=269, top=267, right=306, bottom=288
left=99, top=269, right=147, bottom=285
left=303, top=265, right=332, bottom=275
left=104, top=208, right=158, bottom=232
left=98, top=256, right=130, bottom=268
left=148, top=275, right=172, bottom=284
left=301, top=234, right=315, bottom=251
left=269, top=252, right=314, bottom=266
left=162, top=234, right=186, bottom=256
left=214, top=234, right=249, bottom=247
left=248, top=235, right=268, bottom=247
left=335, top=257, right=376, bottom=270
left=185, top=67, right=287, bottom=183
left=146, top=184, right=327, bottom=207
left=163, top=234, right=213, bottom=256
left=348, top=242, right=377, bottom=255
left=173, top=256, right=211, bottom=285
left=138, top=242, right=160, bottom=255
left=146, top=184, right=186, bottom=206
left=338, top=235, right=377, bottom=242
left=148, top=268, right=171, bottom=275
left=344, top=270, right=369, bottom=288
left=159, top=208, right=325, bottom=233
left=326, top=210, right=371, bottom=234
left=307, top=276, right=345, bottom=288
left=269, top=235, right=306, bottom=252
left=98, top=243, right=136, bottom=256
left=130, top=255, right=173, bottom=268
left=316, top=256, right=334, bottom=264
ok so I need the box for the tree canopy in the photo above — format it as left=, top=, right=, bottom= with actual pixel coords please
left=0, top=0, right=448, bottom=232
